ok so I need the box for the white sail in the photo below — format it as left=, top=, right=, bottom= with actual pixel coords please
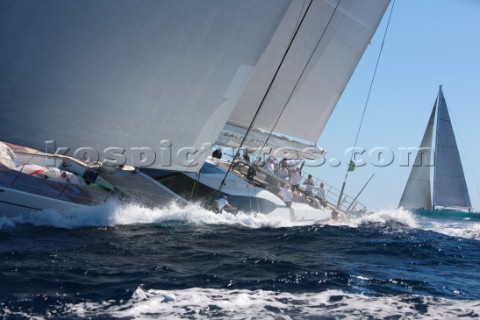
left=399, top=104, right=435, bottom=210
left=433, top=87, right=471, bottom=209
left=218, top=123, right=325, bottom=160
left=0, top=0, right=293, bottom=172
left=224, top=0, right=391, bottom=147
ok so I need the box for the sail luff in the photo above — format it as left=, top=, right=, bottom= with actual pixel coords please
left=399, top=103, right=435, bottom=210
left=433, top=86, right=471, bottom=209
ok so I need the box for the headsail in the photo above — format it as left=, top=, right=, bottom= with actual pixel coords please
left=433, top=87, right=471, bottom=209
left=399, top=103, right=436, bottom=210
left=0, top=0, right=293, bottom=172
left=222, top=0, right=391, bottom=151
left=218, top=123, right=325, bottom=160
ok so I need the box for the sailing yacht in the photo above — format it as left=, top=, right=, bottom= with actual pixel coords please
left=399, top=86, right=477, bottom=218
left=0, top=0, right=390, bottom=218
left=0, top=0, right=299, bottom=217
left=142, top=0, right=390, bottom=220
left=199, top=0, right=390, bottom=220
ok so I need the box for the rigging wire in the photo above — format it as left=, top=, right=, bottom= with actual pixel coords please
left=213, top=0, right=315, bottom=200
left=336, top=0, right=396, bottom=209
left=258, top=0, right=342, bottom=153
left=255, top=0, right=311, bottom=156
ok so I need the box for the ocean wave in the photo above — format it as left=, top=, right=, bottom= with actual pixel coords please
left=4, top=204, right=479, bottom=242
left=419, top=217, right=480, bottom=241
left=343, top=207, right=480, bottom=241
left=0, top=203, right=427, bottom=232
left=0, top=202, right=316, bottom=230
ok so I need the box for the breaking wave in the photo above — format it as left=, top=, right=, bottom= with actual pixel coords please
left=0, top=201, right=313, bottom=230
left=2, top=204, right=479, bottom=241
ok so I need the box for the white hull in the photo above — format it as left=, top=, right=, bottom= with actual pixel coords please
left=0, top=185, right=87, bottom=218
left=182, top=159, right=334, bottom=221
left=267, top=202, right=332, bottom=223
left=0, top=142, right=182, bottom=219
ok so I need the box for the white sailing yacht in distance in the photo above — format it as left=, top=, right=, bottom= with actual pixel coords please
left=399, top=86, right=477, bottom=218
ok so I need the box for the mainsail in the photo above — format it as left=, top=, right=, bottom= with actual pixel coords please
left=399, top=104, right=435, bottom=210
left=399, top=86, right=471, bottom=211
left=0, top=0, right=293, bottom=172
left=433, top=87, right=471, bottom=209
left=221, top=0, right=391, bottom=152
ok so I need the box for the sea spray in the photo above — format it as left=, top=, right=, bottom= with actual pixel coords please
left=350, top=207, right=418, bottom=229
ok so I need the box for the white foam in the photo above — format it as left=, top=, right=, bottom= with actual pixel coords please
left=337, top=207, right=480, bottom=241
left=0, top=201, right=315, bottom=229
left=330, top=207, right=419, bottom=229
left=3, top=203, right=480, bottom=241
left=0, top=215, right=16, bottom=228
left=63, top=286, right=480, bottom=319
left=419, top=217, right=480, bottom=240
left=0, top=308, right=45, bottom=320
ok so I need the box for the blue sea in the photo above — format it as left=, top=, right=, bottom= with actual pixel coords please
left=1, top=203, right=480, bottom=319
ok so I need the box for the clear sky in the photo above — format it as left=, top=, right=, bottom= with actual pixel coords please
left=310, top=0, right=480, bottom=211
